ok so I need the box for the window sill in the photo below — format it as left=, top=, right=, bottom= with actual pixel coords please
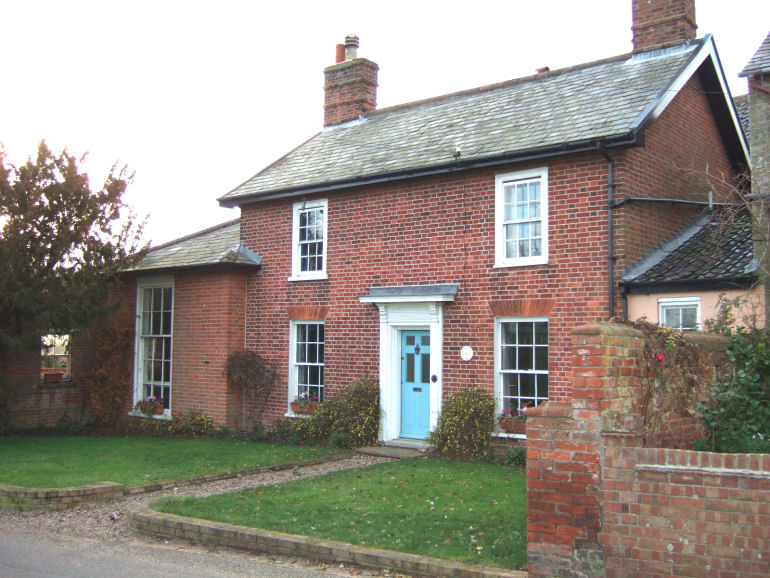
left=493, top=259, right=548, bottom=269
left=493, top=432, right=526, bottom=439
left=283, top=412, right=313, bottom=419
left=288, top=274, right=328, bottom=282
left=128, top=410, right=170, bottom=420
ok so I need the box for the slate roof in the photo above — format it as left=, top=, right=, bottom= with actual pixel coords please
left=622, top=211, right=756, bottom=291
left=129, top=219, right=261, bottom=273
left=740, top=31, right=770, bottom=77
left=221, top=37, right=745, bottom=206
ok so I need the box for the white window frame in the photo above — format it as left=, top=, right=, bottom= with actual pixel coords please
left=288, top=320, right=325, bottom=414
left=133, top=276, right=174, bottom=416
left=658, top=297, right=701, bottom=331
left=494, top=317, right=549, bottom=414
left=494, top=168, right=549, bottom=268
left=289, top=199, right=328, bottom=281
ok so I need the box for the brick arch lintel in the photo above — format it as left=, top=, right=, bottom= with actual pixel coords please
left=286, top=305, right=329, bottom=321
left=488, top=299, right=554, bottom=317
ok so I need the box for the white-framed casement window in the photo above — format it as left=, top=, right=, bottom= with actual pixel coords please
left=134, top=278, right=174, bottom=413
left=495, top=317, right=549, bottom=412
left=290, top=199, right=328, bottom=280
left=659, top=297, right=700, bottom=331
left=289, top=321, right=325, bottom=408
left=495, top=168, right=549, bottom=267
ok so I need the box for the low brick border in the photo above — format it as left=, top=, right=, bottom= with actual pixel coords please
left=0, top=481, right=126, bottom=511
left=0, top=452, right=354, bottom=511
left=128, top=502, right=526, bottom=578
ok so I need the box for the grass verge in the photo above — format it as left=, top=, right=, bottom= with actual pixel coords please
left=153, top=458, right=527, bottom=570
left=0, top=436, right=344, bottom=488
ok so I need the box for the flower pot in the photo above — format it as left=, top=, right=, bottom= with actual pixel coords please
left=291, top=401, right=319, bottom=415
left=152, top=404, right=164, bottom=415
left=499, top=417, right=526, bottom=434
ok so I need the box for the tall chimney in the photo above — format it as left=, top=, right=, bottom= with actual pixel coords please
left=631, top=0, right=697, bottom=54
left=323, top=35, right=379, bottom=127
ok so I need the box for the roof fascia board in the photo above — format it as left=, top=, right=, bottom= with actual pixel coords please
left=220, top=134, right=637, bottom=207
left=623, top=276, right=756, bottom=293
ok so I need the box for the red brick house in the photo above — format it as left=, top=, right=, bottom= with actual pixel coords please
left=2, top=1, right=750, bottom=438
left=129, top=0, right=748, bottom=440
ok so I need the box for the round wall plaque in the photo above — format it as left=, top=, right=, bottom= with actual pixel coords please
left=460, top=346, right=474, bottom=361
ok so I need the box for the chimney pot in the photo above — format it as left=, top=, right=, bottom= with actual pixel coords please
left=536, top=66, right=550, bottom=74
left=345, top=34, right=359, bottom=60
left=324, top=36, right=379, bottom=127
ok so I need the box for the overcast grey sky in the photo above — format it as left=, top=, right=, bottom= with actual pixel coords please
left=2, top=0, right=768, bottom=245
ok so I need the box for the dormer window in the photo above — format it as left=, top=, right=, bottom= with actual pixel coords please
left=290, top=199, right=328, bottom=281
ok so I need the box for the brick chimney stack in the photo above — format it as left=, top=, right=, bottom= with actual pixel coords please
left=631, top=0, right=697, bottom=54
left=323, top=35, right=379, bottom=127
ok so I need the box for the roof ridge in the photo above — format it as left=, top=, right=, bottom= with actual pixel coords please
left=365, top=51, right=635, bottom=118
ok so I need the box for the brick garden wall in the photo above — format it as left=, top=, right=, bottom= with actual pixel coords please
left=527, top=323, right=770, bottom=577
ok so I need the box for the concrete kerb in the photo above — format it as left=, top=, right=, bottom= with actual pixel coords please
left=0, top=452, right=356, bottom=511
left=127, top=502, right=526, bottom=578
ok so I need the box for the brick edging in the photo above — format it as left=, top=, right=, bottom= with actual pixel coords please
left=0, top=452, right=355, bottom=511
left=128, top=502, right=525, bottom=578
left=0, top=481, right=125, bottom=511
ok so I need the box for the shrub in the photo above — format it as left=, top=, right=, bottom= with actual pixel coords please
left=697, top=329, right=770, bottom=452
left=428, top=387, right=495, bottom=460
left=269, top=416, right=314, bottom=444
left=225, top=350, right=276, bottom=429
left=499, top=446, right=527, bottom=467
left=142, top=411, right=214, bottom=438
left=87, top=314, right=134, bottom=426
left=313, top=376, right=379, bottom=446
left=329, top=431, right=351, bottom=448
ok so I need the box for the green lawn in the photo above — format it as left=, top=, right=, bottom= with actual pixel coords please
left=0, top=436, right=344, bottom=488
left=154, top=458, right=528, bottom=570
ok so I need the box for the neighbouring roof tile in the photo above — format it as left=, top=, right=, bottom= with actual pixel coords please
left=623, top=210, right=756, bottom=288
left=130, top=219, right=261, bottom=272
left=740, top=32, right=770, bottom=77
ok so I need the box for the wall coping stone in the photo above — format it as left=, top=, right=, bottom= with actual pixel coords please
left=636, top=463, right=770, bottom=480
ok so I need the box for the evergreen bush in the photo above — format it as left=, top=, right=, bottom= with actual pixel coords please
left=428, top=387, right=495, bottom=460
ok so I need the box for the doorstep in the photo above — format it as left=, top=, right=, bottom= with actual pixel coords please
left=358, top=438, right=427, bottom=459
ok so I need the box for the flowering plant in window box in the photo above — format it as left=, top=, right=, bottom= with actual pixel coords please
left=498, top=406, right=528, bottom=433
left=290, top=391, right=320, bottom=415
left=134, top=396, right=165, bottom=416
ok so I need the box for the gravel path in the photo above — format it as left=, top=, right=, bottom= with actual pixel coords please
left=0, top=454, right=396, bottom=576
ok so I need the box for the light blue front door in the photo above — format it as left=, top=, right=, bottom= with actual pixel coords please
left=401, top=331, right=431, bottom=439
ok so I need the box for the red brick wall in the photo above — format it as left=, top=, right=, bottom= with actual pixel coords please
left=241, top=152, right=614, bottom=422
left=171, top=270, right=247, bottom=429
left=602, top=444, right=770, bottom=577
left=526, top=323, right=770, bottom=577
